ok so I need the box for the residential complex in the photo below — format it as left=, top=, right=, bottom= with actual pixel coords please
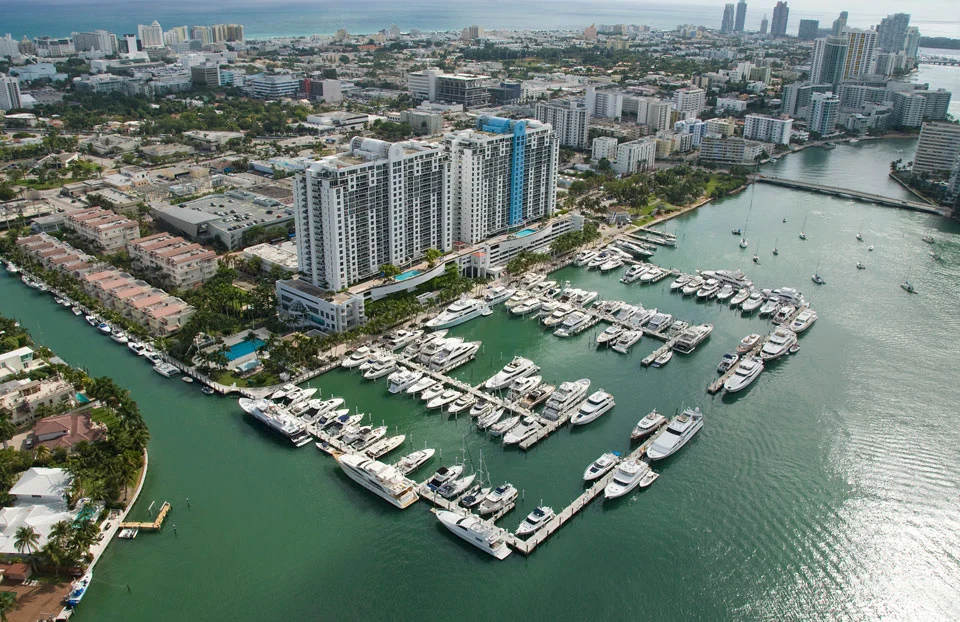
left=64, top=207, right=140, bottom=253
left=0, top=74, right=21, bottom=111
left=913, top=122, right=960, bottom=175
left=743, top=114, right=793, bottom=145
left=535, top=101, right=590, bottom=150
left=613, top=139, right=657, bottom=175
left=126, top=232, right=218, bottom=289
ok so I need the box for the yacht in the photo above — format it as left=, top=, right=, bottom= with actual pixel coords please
left=340, top=424, right=374, bottom=445
left=477, top=484, right=519, bottom=515
left=729, top=288, right=751, bottom=307
left=667, top=320, right=689, bottom=338
left=484, top=357, right=539, bottom=390
left=646, top=408, right=704, bottom=460
left=790, top=309, right=817, bottom=333
left=238, top=398, right=312, bottom=447
left=771, top=287, right=805, bottom=306
left=573, top=249, right=598, bottom=266
left=717, top=353, right=739, bottom=373
left=758, top=298, right=780, bottom=317
left=84, top=314, right=99, bottom=327
left=716, top=284, right=735, bottom=302
left=336, top=453, right=419, bottom=509
left=599, top=256, right=624, bottom=272
left=469, top=400, right=496, bottom=418
left=362, top=357, right=397, bottom=380
left=645, top=312, right=673, bottom=334
left=583, top=452, right=621, bottom=481
left=323, top=412, right=362, bottom=433
left=724, top=357, right=764, bottom=393
left=488, top=415, right=520, bottom=438
left=516, top=506, right=556, bottom=537
left=611, top=330, right=642, bottom=354
left=542, top=378, right=590, bottom=421
left=760, top=327, right=798, bottom=361
left=553, top=312, right=590, bottom=337
left=402, top=329, right=446, bottom=358
left=365, top=434, right=406, bottom=460
left=405, top=375, right=436, bottom=395
left=670, top=274, right=693, bottom=291
left=538, top=299, right=562, bottom=317
left=631, top=410, right=666, bottom=441
left=541, top=304, right=574, bottom=327
left=384, top=329, right=423, bottom=351
left=740, top=292, right=764, bottom=313
left=639, top=266, right=664, bottom=283
left=394, top=448, right=435, bottom=475
left=433, top=509, right=512, bottom=560
left=615, top=305, right=639, bottom=322
left=520, top=384, right=555, bottom=409
left=857, top=261, right=866, bottom=270
left=437, top=473, right=477, bottom=499
left=650, top=349, right=673, bottom=368
left=426, top=298, right=490, bottom=329
left=503, top=290, right=531, bottom=309
left=340, top=347, right=372, bottom=368
left=502, top=416, right=542, bottom=445
left=616, top=239, right=655, bottom=258
left=417, top=335, right=455, bottom=365
left=578, top=290, right=599, bottom=307
left=483, top=286, right=516, bottom=306
left=681, top=276, right=704, bottom=296
left=152, top=362, right=180, bottom=378
left=631, top=307, right=656, bottom=327
left=426, top=389, right=463, bottom=410
left=696, top=278, right=721, bottom=300
left=97, top=322, right=112, bottom=335
left=921, top=234, right=934, bottom=244
left=67, top=570, right=93, bottom=607
left=426, top=465, right=464, bottom=491
left=673, top=324, right=713, bottom=354
left=420, top=382, right=446, bottom=402
left=127, top=341, right=145, bottom=355
left=143, top=351, right=162, bottom=366
left=429, top=340, right=480, bottom=372
left=446, top=394, right=478, bottom=415
left=508, top=375, right=541, bottom=399
left=621, top=264, right=648, bottom=284
left=349, top=426, right=388, bottom=450
left=510, top=297, right=543, bottom=316
left=388, top=368, right=423, bottom=394
left=476, top=407, right=506, bottom=430
left=587, top=252, right=610, bottom=269
left=570, top=390, right=615, bottom=426
left=604, top=460, right=654, bottom=499
left=596, top=325, right=624, bottom=347
left=772, top=304, right=796, bottom=325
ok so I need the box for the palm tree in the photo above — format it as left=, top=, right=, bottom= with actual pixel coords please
left=424, top=248, right=443, bottom=268
left=14, top=526, right=40, bottom=557
left=0, top=411, right=15, bottom=450
left=0, top=591, right=16, bottom=622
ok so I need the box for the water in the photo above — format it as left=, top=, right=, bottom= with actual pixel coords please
left=395, top=269, right=423, bottom=282
left=3, top=138, right=960, bottom=620
left=224, top=338, right=265, bottom=361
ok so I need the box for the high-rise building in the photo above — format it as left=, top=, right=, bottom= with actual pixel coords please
left=163, top=26, right=189, bottom=45
left=210, top=24, right=245, bottom=43
left=613, top=139, right=657, bottom=175
left=914, top=89, right=952, bottom=121
left=0, top=35, right=19, bottom=58
left=586, top=86, right=624, bottom=120
left=535, top=100, right=590, bottom=150
left=721, top=4, right=736, bottom=34
left=189, top=26, right=211, bottom=45
left=190, top=64, right=221, bottom=87
left=137, top=20, right=164, bottom=49
left=771, top=1, right=789, bottom=37
left=842, top=28, right=878, bottom=80
left=591, top=136, right=619, bottom=161
left=445, top=117, right=558, bottom=244
left=913, top=122, right=960, bottom=175
left=584, top=24, right=598, bottom=41
left=947, top=155, right=960, bottom=205
left=903, top=27, right=921, bottom=59
left=293, top=137, right=452, bottom=291
left=797, top=20, right=819, bottom=40
left=71, top=30, right=118, bottom=53
left=810, top=37, right=848, bottom=89
left=891, top=92, right=927, bottom=127
left=809, top=92, right=840, bottom=134
left=674, top=87, right=707, bottom=116
left=0, top=74, right=22, bottom=111
left=735, top=1, right=748, bottom=32
left=760, top=14, right=769, bottom=35
left=743, top=114, right=793, bottom=145
left=832, top=11, right=848, bottom=36
left=119, top=34, right=139, bottom=54
left=33, top=37, right=74, bottom=57
left=877, top=13, right=910, bottom=52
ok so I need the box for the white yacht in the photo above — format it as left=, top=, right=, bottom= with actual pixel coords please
left=476, top=407, right=506, bottom=430
left=612, top=330, right=642, bottom=354
left=350, top=425, right=388, bottom=450
left=724, top=357, right=764, bottom=393
left=760, top=327, right=798, bottom=361
left=405, top=375, right=436, bottom=395
left=736, top=333, right=762, bottom=353
left=417, top=335, right=455, bottom=365
left=362, top=357, right=397, bottom=380
left=127, top=342, right=145, bottom=356
left=573, top=249, right=598, bottom=266
left=387, top=368, right=423, bottom=394
left=516, top=506, right=556, bottom=537
left=503, top=290, right=531, bottom=309
left=639, top=266, right=664, bottom=283
left=393, top=448, right=435, bottom=475
left=426, top=298, right=490, bottom=329
left=673, top=324, right=714, bottom=354
left=446, top=394, right=477, bottom=415
left=599, top=256, right=624, bottom=272
left=670, top=274, right=692, bottom=291
left=596, top=325, right=624, bottom=347
left=740, top=292, right=764, bottom=313
left=604, top=460, right=654, bottom=499
left=616, top=239, right=655, bottom=258
left=340, top=347, right=372, bottom=368
left=542, top=304, right=574, bottom=327
left=483, top=286, right=516, bottom=306
left=631, top=410, right=666, bottom=441
left=553, top=312, right=590, bottom=337
left=469, top=400, right=496, bottom=418
left=696, top=278, right=721, bottom=300
left=630, top=307, right=656, bottom=327
left=502, top=416, right=543, bottom=445
left=646, top=408, right=704, bottom=460
left=621, top=264, right=648, bottom=284
left=730, top=288, right=751, bottom=307
left=336, top=453, right=419, bottom=509
left=570, top=390, right=615, bottom=426
left=583, top=452, right=621, bottom=481
left=681, top=276, right=704, bottom=296
left=542, top=378, right=590, bottom=421
left=402, top=330, right=443, bottom=358
left=110, top=329, right=129, bottom=345
left=615, top=305, right=639, bottom=323
left=437, top=473, right=477, bottom=499
left=238, top=398, right=312, bottom=447
left=384, top=329, right=423, bottom=350
left=790, top=309, right=817, bottom=333
left=358, top=352, right=390, bottom=373
left=578, top=291, right=599, bottom=307
left=426, top=389, right=463, bottom=410
left=520, top=383, right=555, bottom=409
left=484, top=357, right=539, bottom=390
left=716, top=284, right=735, bottom=301
left=429, top=340, right=480, bottom=372
left=645, top=312, right=673, bottom=334
left=488, top=415, right=521, bottom=437
left=508, top=375, right=541, bottom=399
left=433, top=509, right=512, bottom=560
left=587, top=252, right=610, bottom=269
left=772, top=304, right=796, bottom=325
left=477, top=484, right=519, bottom=516
left=364, top=434, right=406, bottom=459
left=510, top=297, right=543, bottom=316
left=420, top=383, right=445, bottom=402
left=426, top=465, right=464, bottom=491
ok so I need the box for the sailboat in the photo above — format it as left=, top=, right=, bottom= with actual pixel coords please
left=856, top=220, right=864, bottom=242
left=772, top=238, right=779, bottom=256
left=739, top=185, right=754, bottom=248
left=811, top=256, right=825, bottom=285
left=752, top=240, right=761, bottom=264
left=901, top=265, right=916, bottom=294
left=799, top=215, right=807, bottom=240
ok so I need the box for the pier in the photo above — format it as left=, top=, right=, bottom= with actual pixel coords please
left=754, top=175, right=945, bottom=215
left=417, top=484, right=517, bottom=523
left=118, top=501, right=171, bottom=531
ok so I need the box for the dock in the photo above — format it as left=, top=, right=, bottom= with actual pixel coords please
left=641, top=337, right=679, bottom=367
left=418, top=482, right=516, bottom=522
left=118, top=501, right=171, bottom=531
left=518, top=407, right=578, bottom=451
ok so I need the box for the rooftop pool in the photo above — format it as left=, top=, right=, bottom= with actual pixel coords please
left=515, top=228, right=538, bottom=238
left=395, top=269, right=423, bottom=282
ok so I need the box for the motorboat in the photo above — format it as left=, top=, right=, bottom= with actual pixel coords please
left=587, top=252, right=610, bottom=269
left=426, top=298, right=490, bottom=329
left=724, top=357, right=764, bottom=393
left=516, top=506, right=556, bottom=537
left=645, top=312, right=673, bottom=334
left=631, top=307, right=656, bottom=327
left=596, top=325, right=624, bottom=346
left=599, top=256, right=624, bottom=272
left=4, top=262, right=19, bottom=274
left=153, top=362, right=180, bottom=378
left=639, top=266, right=664, bottom=283
left=393, top=448, right=436, bottom=475
left=426, top=465, right=464, bottom=491
left=868, top=245, right=874, bottom=251
left=84, top=314, right=99, bottom=327
left=358, top=352, right=391, bottom=373
left=502, top=416, right=542, bottom=445
left=621, top=264, right=648, bottom=284
left=901, top=280, right=916, bottom=294
left=459, top=485, right=490, bottom=509
left=717, top=352, right=739, bottom=373
left=503, top=290, right=531, bottom=309
left=97, top=322, right=112, bottom=335
left=573, top=249, right=598, bottom=266
left=362, top=357, right=397, bottom=380
left=143, top=351, right=162, bottom=366
left=340, top=347, right=372, bottom=368
left=384, top=329, right=423, bottom=350
left=741, top=292, right=764, bottom=313
left=477, top=484, right=519, bottom=515
left=417, top=335, right=455, bottom=365
left=469, top=400, right=495, bottom=417
left=484, top=357, right=539, bottom=390
left=476, top=407, right=506, bottom=430
left=238, top=398, right=312, bottom=447
left=670, top=274, right=692, bottom=291
left=729, top=288, right=750, bottom=307
left=716, top=284, right=735, bottom=302
left=336, top=453, right=419, bottom=509
left=921, top=234, right=934, bottom=244
left=324, top=412, right=362, bottom=432
left=67, top=570, right=93, bottom=607
left=201, top=386, right=215, bottom=395
left=673, top=324, right=713, bottom=354
left=483, top=286, right=516, bottom=306
left=427, top=389, right=463, bottom=410
left=537, top=299, right=562, bottom=317
left=772, top=305, right=796, bottom=325
left=420, top=383, right=446, bottom=402
left=695, top=279, right=720, bottom=300
left=646, top=408, right=704, bottom=460
left=350, top=426, right=388, bottom=450
left=616, top=239, right=655, bottom=258
left=570, top=390, right=615, bottom=426
left=612, top=330, right=642, bottom=354
left=405, top=375, right=436, bottom=395
left=615, top=305, right=639, bottom=323
left=433, top=509, right=511, bottom=560
left=811, top=273, right=826, bottom=285
left=736, top=333, right=762, bottom=353
left=604, top=460, right=654, bottom=499
left=667, top=320, right=689, bottom=337
left=437, top=473, right=477, bottom=499
left=446, top=394, right=478, bottom=415
left=402, top=329, right=446, bottom=358
left=127, top=341, right=146, bottom=355
left=631, top=410, right=666, bottom=441
left=790, top=309, right=817, bottom=332
left=731, top=227, right=742, bottom=236
left=510, top=297, right=543, bottom=316
left=520, top=384, right=555, bottom=409
left=758, top=299, right=780, bottom=317
left=340, top=424, right=374, bottom=445
left=388, top=368, right=423, bottom=394
left=651, top=349, right=673, bottom=367
left=488, top=415, right=521, bottom=437
left=508, top=375, right=541, bottom=400
left=772, top=287, right=805, bottom=307
left=365, top=434, right=406, bottom=459
left=428, top=340, right=480, bottom=372
left=583, top=452, right=621, bottom=481
left=857, top=261, right=866, bottom=270
left=576, top=290, right=599, bottom=307
left=760, top=327, right=798, bottom=361
left=542, top=378, right=590, bottom=421
left=541, top=304, right=574, bottom=327
left=553, top=312, right=590, bottom=337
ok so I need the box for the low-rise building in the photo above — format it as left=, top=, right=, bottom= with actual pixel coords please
left=0, top=468, right=77, bottom=555
left=0, top=376, right=75, bottom=424
left=242, top=241, right=298, bottom=273
left=0, top=347, right=37, bottom=379
left=698, top=135, right=765, bottom=164
left=30, top=412, right=106, bottom=451
left=126, top=232, right=218, bottom=289
left=80, top=269, right=195, bottom=335
left=64, top=207, right=140, bottom=253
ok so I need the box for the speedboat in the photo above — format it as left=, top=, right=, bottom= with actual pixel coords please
left=433, top=509, right=511, bottom=560
left=484, top=357, right=539, bottom=391
left=510, top=297, right=543, bottom=316
left=553, top=312, right=589, bottom=337
left=365, top=434, right=406, bottom=459
left=516, top=506, right=556, bottom=537
left=716, top=284, right=735, bottom=302
left=420, top=383, right=446, bottom=402
left=611, top=330, right=642, bottom=354
left=631, top=410, right=666, bottom=441
left=405, top=376, right=436, bottom=395
left=730, top=288, right=751, bottom=307
left=476, top=407, right=506, bottom=430
left=596, top=325, right=624, bottom=346
left=570, top=390, right=615, bottom=426
left=393, top=448, right=436, bottom=475
left=772, top=305, right=796, bottom=325
left=695, top=278, right=720, bottom=300
left=599, top=256, right=624, bottom=272
left=758, top=298, right=780, bottom=317
left=741, top=292, right=764, bottom=313
left=604, top=460, right=654, bottom=499
left=670, top=274, right=692, bottom=291
left=650, top=349, right=673, bottom=368
left=736, top=333, right=762, bottom=353
left=621, top=264, right=648, bottom=284
left=67, top=570, right=93, bottom=607
left=340, top=347, right=371, bottom=368
left=426, top=464, right=464, bottom=491
left=790, top=309, right=817, bottom=332
left=459, top=485, right=490, bottom=509
left=336, top=453, right=419, bottom=509
left=520, top=384, right=555, bottom=409
left=477, top=484, right=519, bottom=516
left=110, top=329, right=129, bottom=345
left=542, top=378, right=590, bottom=421
left=488, top=415, right=521, bottom=437
left=362, top=357, right=397, bottom=380
left=640, top=266, right=664, bottom=283
left=483, top=286, right=516, bottom=306
left=760, top=327, right=798, bottom=361
left=731, top=227, right=742, bottom=236
left=426, top=389, right=463, bottom=410
left=541, top=304, right=574, bottom=327
left=724, top=357, right=764, bottom=393
left=583, top=452, right=621, bottom=481
left=502, top=416, right=542, bottom=445
left=388, top=368, right=423, bottom=394
left=646, top=408, right=704, bottom=460
left=469, top=400, right=495, bottom=417
left=717, top=352, right=739, bottom=373
left=508, top=375, right=541, bottom=399
left=446, top=394, right=477, bottom=415
left=673, top=324, right=713, bottom=354
left=426, top=298, right=490, bottom=329
left=127, top=342, right=146, bottom=355
left=437, top=473, right=477, bottom=499
left=97, top=322, right=112, bottom=335
left=428, top=340, right=480, bottom=372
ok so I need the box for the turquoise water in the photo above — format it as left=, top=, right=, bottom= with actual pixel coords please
left=394, top=269, right=423, bottom=281
left=514, top=228, right=538, bottom=237
left=224, top=339, right=265, bottom=361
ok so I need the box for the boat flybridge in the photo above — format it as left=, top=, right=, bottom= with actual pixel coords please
left=484, top=357, right=539, bottom=391
left=604, top=460, right=657, bottom=499
left=426, top=298, right=491, bottom=329
left=570, top=390, right=615, bottom=426
left=646, top=408, right=704, bottom=460
left=760, top=327, right=798, bottom=361
left=542, top=379, right=590, bottom=421
left=433, top=509, right=512, bottom=560
left=337, top=453, right=420, bottom=509
left=723, top=357, right=764, bottom=393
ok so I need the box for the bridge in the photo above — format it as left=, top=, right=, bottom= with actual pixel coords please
left=918, top=58, right=960, bottom=66
left=753, top=175, right=946, bottom=216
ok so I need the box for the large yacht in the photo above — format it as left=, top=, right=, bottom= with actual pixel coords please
left=384, top=329, right=423, bottom=351
left=611, top=330, right=642, bottom=354
left=510, top=297, right=543, bottom=316
left=516, top=506, right=556, bottom=537
left=696, top=278, right=721, bottom=300
left=645, top=312, right=673, bottom=333
left=541, top=304, right=574, bottom=327
left=723, top=357, right=764, bottom=393
left=646, top=408, right=704, bottom=460
left=583, top=451, right=621, bottom=481
left=502, top=416, right=543, bottom=445
left=790, top=309, right=817, bottom=333
left=503, top=290, right=531, bottom=309
left=393, top=448, right=435, bottom=475
left=477, top=484, right=519, bottom=515
left=483, top=286, right=516, bottom=306
left=433, top=509, right=512, bottom=560
left=362, top=357, right=397, bottom=380
left=673, top=324, right=714, bottom=354
left=681, top=276, right=704, bottom=296
left=631, top=409, right=666, bottom=441
left=573, top=249, right=598, bottom=266
left=553, top=312, right=590, bottom=337
left=340, top=346, right=372, bottom=368
left=238, top=398, right=312, bottom=447
left=426, top=298, right=491, bottom=329
left=446, top=394, right=478, bottom=415
left=604, top=460, right=654, bottom=499
left=417, top=335, right=457, bottom=365
left=428, top=340, right=481, bottom=372
left=596, top=325, right=624, bottom=347
left=740, top=292, right=764, bottom=313
left=621, top=264, right=648, bottom=284
left=570, top=390, right=615, bottom=426
left=542, top=378, right=591, bottom=421
left=670, top=274, right=693, bottom=291
left=387, top=368, right=423, bottom=394
left=639, top=266, right=664, bottom=283
left=760, top=327, right=798, bottom=361
left=405, top=375, right=436, bottom=395
left=336, top=453, right=420, bottom=509
left=426, top=389, right=463, bottom=410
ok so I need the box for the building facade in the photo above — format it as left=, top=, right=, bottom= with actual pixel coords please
left=743, top=114, right=793, bottom=145
left=535, top=100, right=590, bottom=150
left=810, top=37, right=848, bottom=89
left=913, top=122, right=960, bottom=175
left=591, top=136, right=619, bottom=161
left=64, top=207, right=140, bottom=253
left=613, top=139, right=657, bottom=175
left=0, top=74, right=21, bottom=111
left=842, top=29, right=878, bottom=80
left=809, top=92, right=840, bottom=134
left=126, top=232, right=218, bottom=289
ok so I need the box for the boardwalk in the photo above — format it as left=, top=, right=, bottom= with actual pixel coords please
left=754, top=175, right=944, bottom=214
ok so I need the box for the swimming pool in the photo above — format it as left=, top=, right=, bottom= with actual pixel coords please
left=225, top=339, right=265, bottom=361
left=515, top=228, right=538, bottom=237
left=395, top=269, right=423, bottom=282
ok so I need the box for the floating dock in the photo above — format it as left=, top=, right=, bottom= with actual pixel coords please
left=118, top=501, right=171, bottom=531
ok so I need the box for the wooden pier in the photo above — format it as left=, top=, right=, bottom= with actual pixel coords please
left=118, top=501, right=171, bottom=531
left=641, top=337, right=679, bottom=367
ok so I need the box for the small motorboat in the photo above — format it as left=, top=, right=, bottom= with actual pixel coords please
left=788, top=344, right=800, bottom=355
left=516, top=506, right=556, bottom=537
left=181, top=376, right=194, bottom=384
left=650, top=349, right=673, bottom=368
left=857, top=261, right=866, bottom=270
left=488, top=415, right=520, bottom=438
left=459, top=485, right=490, bottom=509
left=631, top=410, right=665, bottom=441
left=583, top=452, right=621, bottom=481
left=717, top=353, right=739, bottom=373
left=426, top=464, right=464, bottom=491
left=868, top=245, right=874, bottom=251
left=437, top=473, right=477, bottom=499
left=201, top=386, right=216, bottom=395
left=731, top=228, right=742, bottom=236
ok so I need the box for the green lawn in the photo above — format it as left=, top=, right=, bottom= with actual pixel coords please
left=90, top=406, right=119, bottom=429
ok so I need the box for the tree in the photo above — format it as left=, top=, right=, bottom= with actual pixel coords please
left=0, top=411, right=15, bottom=450
left=0, top=591, right=15, bottom=622
left=597, top=157, right=612, bottom=171
left=424, top=248, right=443, bottom=268
left=380, top=263, right=401, bottom=279
left=14, top=525, right=40, bottom=558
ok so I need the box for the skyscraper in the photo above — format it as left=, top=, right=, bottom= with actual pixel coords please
left=877, top=13, right=910, bottom=52
left=71, top=30, right=118, bottom=53
left=809, top=92, right=840, bottom=134
left=137, top=20, right=163, bottom=49
left=903, top=27, right=921, bottom=59
left=771, top=2, right=789, bottom=37
left=832, top=11, right=848, bottom=36
left=0, top=74, right=22, bottom=111
left=735, top=0, right=748, bottom=32
left=810, top=37, right=848, bottom=89
left=798, top=19, right=820, bottom=40
left=720, top=4, right=736, bottom=35
left=842, top=29, right=878, bottom=80
left=760, top=14, right=769, bottom=35
left=535, top=100, right=590, bottom=150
